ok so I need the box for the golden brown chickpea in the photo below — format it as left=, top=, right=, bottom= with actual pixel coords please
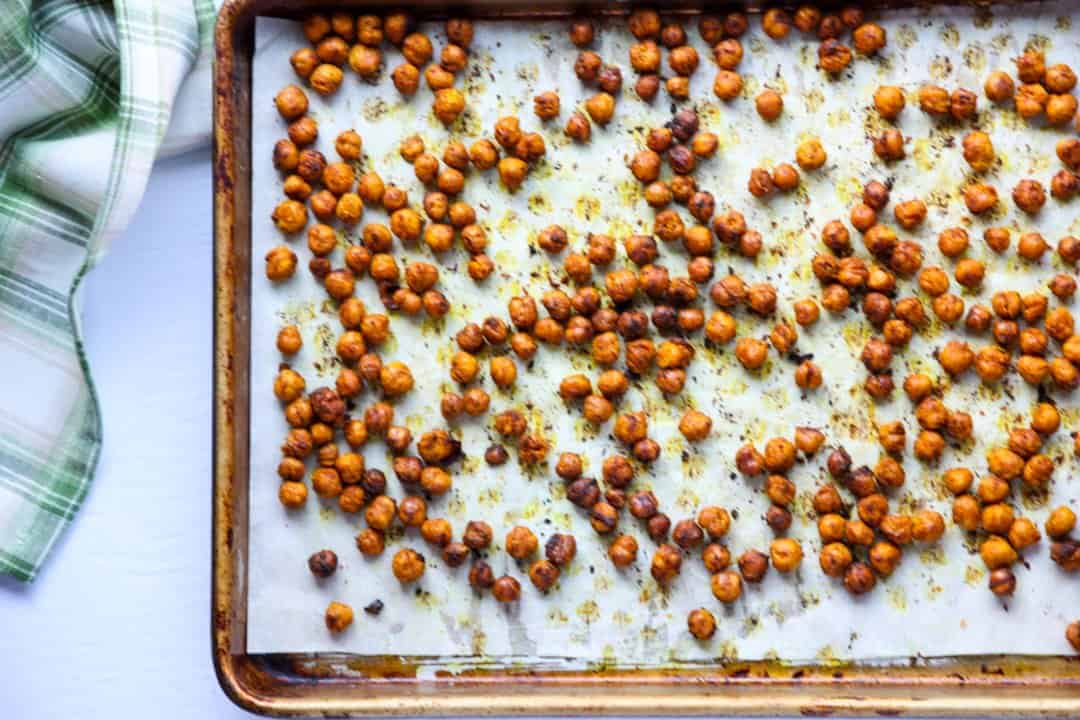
left=867, top=86, right=906, bottom=122
left=1046, top=93, right=1078, bottom=125
left=1016, top=83, right=1049, bottom=118
left=713, top=70, right=743, bottom=100
left=574, top=50, right=603, bottom=83
left=710, top=38, right=744, bottom=72
left=818, top=39, right=852, bottom=73
left=980, top=535, right=1018, bottom=570
left=937, top=340, right=974, bottom=377
left=795, top=138, right=827, bottom=171
left=875, top=127, right=909, bottom=163
left=912, top=429, right=945, bottom=461
left=585, top=92, right=616, bottom=125
left=432, top=88, right=465, bottom=125
left=1012, top=179, right=1046, bottom=215
left=866, top=540, right=901, bottom=577
left=984, top=70, right=1015, bottom=102
left=390, top=62, right=421, bottom=98
left=772, top=163, right=800, bottom=192
left=759, top=7, right=790, bottom=40
left=919, top=84, right=950, bottom=115
left=751, top=89, right=784, bottom=122
left=1011, top=234, right=1049, bottom=268
left=678, top=410, right=712, bottom=442
left=596, top=533, right=636, bottom=570
left=948, top=87, right=978, bottom=120
left=981, top=502, right=1015, bottom=535
left=852, top=21, right=886, bottom=54
left=497, top=157, right=528, bottom=192
left=682, top=608, right=716, bottom=640
left=1008, top=517, right=1041, bottom=550
left=1052, top=171, right=1080, bottom=200
left=1045, top=506, right=1077, bottom=539
left=1015, top=50, right=1045, bottom=83
left=646, top=543, right=681, bottom=585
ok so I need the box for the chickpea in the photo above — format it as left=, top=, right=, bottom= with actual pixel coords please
left=497, top=157, right=528, bottom=192
left=1045, top=93, right=1079, bottom=125
left=712, top=70, right=743, bottom=101
left=795, top=138, right=826, bottom=170
left=1014, top=50, right=1045, bottom=83
left=873, top=128, right=906, bottom=161
left=681, top=608, right=716, bottom=641
left=504, top=526, right=539, bottom=559
left=1046, top=506, right=1077, bottom=539
left=866, top=540, right=901, bottom=577
left=979, top=535, right=1018, bottom=570
left=1008, top=517, right=1041, bottom=551
left=1052, top=170, right=1080, bottom=200
left=981, top=70, right=1014, bottom=102
left=345, top=45, right=380, bottom=81
left=644, top=543, right=681, bottom=585
left=1011, top=179, right=1046, bottom=215
left=818, top=39, right=852, bottom=73
left=1016, top=83, right=1049, bottom=118
left=582, top=92, right=615, bottom=126
left=853, top=22, right=886, bottom=54
left=1065, top=621, right=1080, bottom=654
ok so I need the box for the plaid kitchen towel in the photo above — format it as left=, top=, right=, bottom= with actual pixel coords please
left=0, top=0, right=215, bottom=582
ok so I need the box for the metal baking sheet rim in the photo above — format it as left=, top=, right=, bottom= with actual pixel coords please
left=212, top=0, right=1080, bottom=714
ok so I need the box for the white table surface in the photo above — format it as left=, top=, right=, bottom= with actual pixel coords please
left=0, top=148, right=249, bottom=719
left=0, top=148, right=951, bottom=719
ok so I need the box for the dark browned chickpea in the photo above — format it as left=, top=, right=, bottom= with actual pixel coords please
left=841, top=561, right=875, bottom=595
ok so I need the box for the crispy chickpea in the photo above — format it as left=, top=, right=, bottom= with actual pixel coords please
left=761, top=7, right=791, bottom=40
left=685, top=608, right=716, bottom=640
left=505, top=526, right=539, bottom=559
left=853, top=22, right=886, bottom=54
left=1046, top=93, right=1079, bottom=125
left=1052, top=170, right=1080, bottom=200
left=873, top=128, right=906, bottom=161
left=584, top=92, right=616, bottom=125
left=867, top=540, right=901, bottom=577
left=838, top=561, right=875, bottom=595
left=793, top=139, right=826, bottom=172
left=981, top=503, right=1015, bottom=535
left=713, top=70, right=743, bottom=100
left=980, top=535, right=1018, bottom=570
left=949, top=87, right=978, bottom=120
left=1015, top=50, right=1045, bottom=83
left=1012, top=179, right=1046, bottom=215
left=919, top=84, right=950, bottom=115
left=1015, top=82, right=1049, bottom=119
left=497, top=157, right=528, bottom=192
left=431, top=88, right=465, bottom=125
left=345, top=44, right=381, bottom=81
left=732, top=337, right=766, bottom=370
left=651, top=543, right=683, bottom=584
left=984, top=70, right=1015, bottom=102
left=1046, top=506, right=1077, bottom=539
left=1008, top=517, right=1041, bottom=550
left=818, top=39, right=852, bottom=73
left=870, top=86, right=906, bottom=121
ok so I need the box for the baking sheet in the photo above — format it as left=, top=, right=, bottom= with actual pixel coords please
left=248, top=4, right=1080, bottom=661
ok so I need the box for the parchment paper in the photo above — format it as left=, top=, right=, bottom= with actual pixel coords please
left=248, top=4, right=1080, bottom=661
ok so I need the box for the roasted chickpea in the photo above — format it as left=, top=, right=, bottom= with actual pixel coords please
left=713, top=70, right=743, bottom=100
left=649, top=543, right=682, bottom=585
left=795, top=138, right=827, bottom=170
left=505, top=526, right=539, bottom=559
left=345, top=46, right=380, bottom=82
left=873, top=128, right=906, bottom=161
left=1014, top=82, right=1049, bottom=119
left=984, top=70, right=1015, bottom=102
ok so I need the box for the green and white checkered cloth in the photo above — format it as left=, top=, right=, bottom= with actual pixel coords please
left=0, top=0, right=215, bottom=582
